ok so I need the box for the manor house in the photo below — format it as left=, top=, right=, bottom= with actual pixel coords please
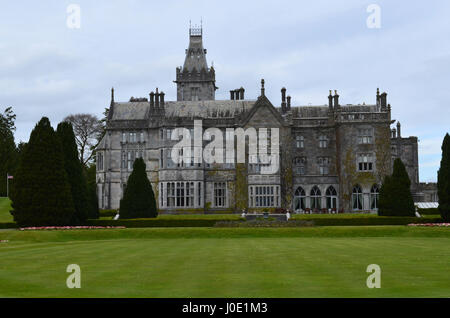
left=96, top=26, right=420, bottom=213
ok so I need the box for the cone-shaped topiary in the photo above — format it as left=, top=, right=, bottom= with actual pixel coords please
left=85, top=163, right=99, bottom=219
left=119, top=157, right=157, bottom=219
left=56, top=121, right=89, bottom=224
left=10, top=117, right=75, bottom=226
left=438, top=133, right=450, bottom=221
left=378, top=158, right=415, bottom=216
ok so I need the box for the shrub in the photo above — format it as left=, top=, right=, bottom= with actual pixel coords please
left=56, top=122, right=89, bottom=224
left=120, top=158, right=157, bottom=219
left=10, top=117, right=75, bottom=226
left=99, top=209, right=118, bottom=217
left=378, top=158, right=415, bottom=216
left=438, top=133, right=450, bottom=221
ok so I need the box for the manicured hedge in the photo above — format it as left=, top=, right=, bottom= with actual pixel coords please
left=417, top=208, right=439, bottom=216
left=308, top=216, right=441, bottom=226
left=99, top=209, right=118, bottom=217
left=86, top=218, right=244, bottom=228
left=0, top=222, right=17, bottom=229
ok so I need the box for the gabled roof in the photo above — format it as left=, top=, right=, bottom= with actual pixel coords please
left=240, top=95, right=286, bottom=127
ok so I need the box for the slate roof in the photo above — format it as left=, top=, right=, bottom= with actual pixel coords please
left=110, top=100, right=257, bottom=120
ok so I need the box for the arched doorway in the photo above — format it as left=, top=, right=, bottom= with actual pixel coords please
left=326, top=186, right=337, bottom=210
left=310, top=186, right=321, bottom=210
left=293, top=187, right=306, bottom=212
left=352, top=185, right=363, bottom=210
left=370, top=184, right=379, bottom=210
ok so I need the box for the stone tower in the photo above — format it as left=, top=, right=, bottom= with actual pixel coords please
left=174, top=25, right=217, bottom=101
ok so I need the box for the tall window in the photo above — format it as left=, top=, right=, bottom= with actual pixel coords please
left=97, top=152, right=104, bottom=170
left=122, top=132, right=127, bottom=143
left=326, top=186, right=337, bottom=210
left=319, top=135, right=328, bottom=148
left=214, top=182, right=226, bottom=207
left=122, top=151, right=127, bottom=169
left=357, top=153, right=374, bottom=171
left=370, top=184, right=379, bottom=210
left=165, top=182, right=196, bottom=208
left=317, top=157, right=330, bottom=175
left=352, top=185, right=363, bottom=210
left=310, top=186, right=321, bottom=210
left=249, top=185, right=280, bottom=208
left=191, top=87, right=199, bottom=101
left=166, top=128, right=173, bottom=140
left=295, top=135, right=304, bottom=148
left=294, top=187, right=306, bottom=211
left=294, top=157, right=306, bottom=175
left=358, top=128, right=373, bottom=144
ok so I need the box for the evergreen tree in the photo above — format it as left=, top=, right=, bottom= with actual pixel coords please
left=0, top=107, right=19, bottom=197
left=378, top=158, right=415, bottom=216
left=10, top=117, right=75, bottom=226
left=378, top=175, right=395, bottom=216
left=120, top=158, right=157, bottom=219
left=56, top=122, right=89, bottom=224
left=85, top=163, right=99, bottom=219
left=437, top=133, right=450, bottom=221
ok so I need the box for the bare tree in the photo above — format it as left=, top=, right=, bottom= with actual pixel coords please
left=64, top=114, right=103, bottom=166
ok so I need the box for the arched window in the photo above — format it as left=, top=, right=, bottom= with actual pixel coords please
left=310, top=186, right=321, bottom=210
left=294, top=187, right=306, bottom=211
left=370, top=184, right=379, bottom=210
left=352, top=185, right=363, bottom=210
left=326, top=186, right=338, bottom=210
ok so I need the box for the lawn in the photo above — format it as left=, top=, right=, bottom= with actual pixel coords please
left=1, top=226, right=449, bottom=298
left=0, top=197, right=12, bottom=222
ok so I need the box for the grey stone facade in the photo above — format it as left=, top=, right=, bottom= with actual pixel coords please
left=95, top=27, right=421, bottom=213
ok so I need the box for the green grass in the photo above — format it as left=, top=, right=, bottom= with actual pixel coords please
left=1, top=226, right=449, bottom=298
left=0, top=197, right=12, bottom=222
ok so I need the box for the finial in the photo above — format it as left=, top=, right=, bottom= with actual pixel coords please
left=377, top=87, right=380, bottom=94
left=261, top=79, right=265, bottom=96
left=334, top=90, right=338, bottom=95
left=111, top=87, right=114, bottom=103
left=329, top=90, right=332, bottom=95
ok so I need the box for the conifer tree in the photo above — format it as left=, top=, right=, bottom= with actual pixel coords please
left=56, top=121, right=89, bottom=224
left=437, top=133, right=450, bottom=221
left=10, top=117, right=75, bottom=226
left=378, top=158, right=415, bottom=216
left=120, top=158, right=157, bottom=219
left=85, top=163, right=99, bottom=219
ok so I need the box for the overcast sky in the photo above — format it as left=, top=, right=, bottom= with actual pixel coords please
left=0, top=0, right=448, bottom=181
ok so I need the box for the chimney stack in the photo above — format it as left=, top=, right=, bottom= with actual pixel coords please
left=155, top=88, right=160, bottom=108
left=333, top=90, right=340, bottom=108
left=160, top=91, right=165, bottom=107
left=376, top=88, right=380, bottom=107
left=230, top=90, right=235, bottom=100
left=396, top=121, right=401, bottom=138
left=328, top=90, right=333, bottom=109
left=239, top=87, right=245, bottom=100
left=235, top=89, right=240, bottom=100
left=380, top=92, right=387, bottom=109
left=281, top=87, right=287, bottom=112
left=287, top=95, right=291, bottom=110
left=150, top=91, right=155, bottom=108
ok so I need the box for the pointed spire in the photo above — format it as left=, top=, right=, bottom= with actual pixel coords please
left=111, top=87, right=114, bottom=105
